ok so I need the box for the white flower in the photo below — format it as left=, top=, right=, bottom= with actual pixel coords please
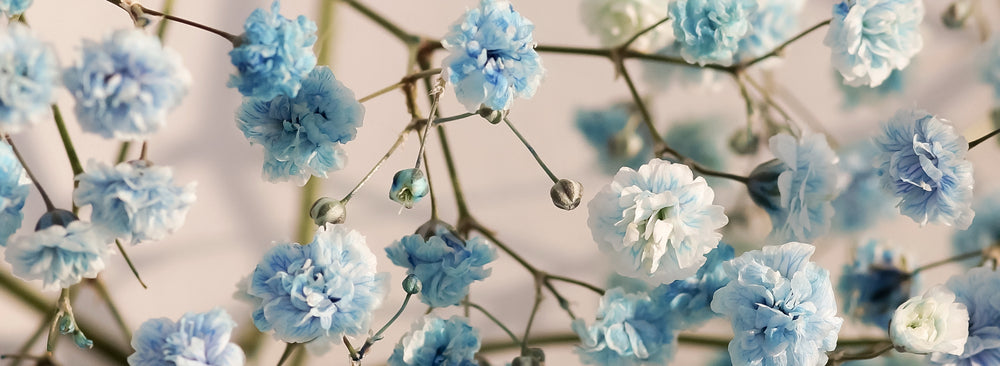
left=580, top=0, right=670, bottom=52
left=890, top=286, right=969, bottom=355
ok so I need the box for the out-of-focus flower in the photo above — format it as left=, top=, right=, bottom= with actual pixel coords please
left=650, top=242, right=733, bottom=329
left=0, top=0, right=31, bottom=16
left=575, top=102, right=651, bottom=174
left=0, top=23, right=58, bottom=134
left=831, top=141, right=896, bottom=233
left=669, top=0, right=758, bottom=65
left=0, top=141, right=28, bottom=247
left=387, top=316, right=480, bottom=366
left=573, top=288, right=676, bottom=366
left=952, top=192, right=1000, bottom=266
left=825, top=0, right=924, bottom=87
left=580, top=0, right=670, bottom=52
left=386, top=225, right=496, bottom=307
left=839, top=239, right=914, bottom=329
left=128, top=308, right=245, bottom=366
left=736, top=0, right=805, bottom=64
left=228, top=0, right=317, bottom=100
left=641, top=43, right=722, bottom=92
left=932, top=267, right=1000, bottom=364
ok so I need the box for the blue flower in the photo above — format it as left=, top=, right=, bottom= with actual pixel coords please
left=128, top=308, right=245, bottom=366
left=442, top=0, right=544, bottom=112
left=736, top=0, right=804, bottom=63
left=831, top=141, right=896, bottom=233
left=386, top=225, right=496, bottom=308
left=664, top=118, right=727, bottom=180
left=874, top=108, right=974, bottom=228
left=574, top=103, right=651, bottom=174
left=247, top=225, right=387, bottom=343
left=650, top=242, right=733, bottom=330
left=387, top=316, right=480, bottom=366
left=0, top=141, right=28, bottom=247
left=74, top=160, right=196, bottom=245
left=63, top=28, right=190, bottom=140
left=237, top=66, right=364, bottom=186
left=838, top=239, right=914, bottom=330
left=641, top=43, right=722, bottom=92
left=0, top=23, right=58, bottom=134
left=669, top=0, right=758, bottom=66
left=825, top=0, right=924, bottom=87
left=0, top=0, right=30, bottom=16
left=588, top=159, right=729, bottom=284
left=5, top=220, right=109, bottom=291
left=710, top=242, right=843, bottom=366
left=573, top=288, right=675, bottom=366
left=228, top=0, right=317, bottom=100
left=838, top=68, right=906, bottom=109
left=953, top=192, right=1000, bottom=266
left=935, top=267, right=1000, bottom=365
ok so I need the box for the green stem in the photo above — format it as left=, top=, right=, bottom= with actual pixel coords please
left=89, top=278, right=132, bottom=339
left=9, top=310, right=55, bottom=366
left=276, top=342, right=301, bottom=366
left=52, top=105, right=84, bottom=177
left=739, top=19, right=832, bottom=69
left=465, top=302, right=521, bottom=347
left=341, top=0, right=419, bottom=45
left=355, top=293, right=414, bottom=360
left=137, top=4, right=237, bottom=43
left=114, top=142, right=131, bottom=164
left=827, top=341, right=894, bottom=365
left=502, top=117, right=558, bottom=183
left=46, top=289, right=70, bottom=353
left=619, top=16, right=671, bottom=51
left=154, top=0, right=176, bottom=40
left=436, top=126, right=470, bottom=217
left=115, top=240, right=148, bottom=289
left=433, top=112, right=476, bottom=124
left=478, top=332, right=733, bottom=354
left=912, top=249, right=984, bottom=274
left=296, top=178, right=319, bottom=244
left=423, top=152, right=438, bottom=219
left=521, top=278, right=543, bottom=354
left=340, top=126, right=412, bottom=204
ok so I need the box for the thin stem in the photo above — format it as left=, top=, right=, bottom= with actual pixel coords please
left=436, top=126, right=470, bottom=217
left=10, top=310, right=55, bottom=366
left=827, top=341, right=894, bottom=365
left=115, top=240, right=148, bottom=289
left=154, top=0, right=176, bottom=40
left=423, top=152, right=438, bottom=219
left=968, top=126, right=1000, bottom=149
left=546, top=274, right=605, bottom=295
left=372, top=293, right=411, bottom=342
left=413, top=81, right=443, bottom=170
left=433, top=112, right=476, bottom=124
left=5, top=136, right=55, bottom=211
left=735, top=73, right=758, bottom=138
left=357, top=68, right=442, bottom=103
left=521, top=277, right=543, bottom=354
left=464, top=302, right=521, bottom=347
left=911, top=249, right=984, bottom=274
left=52, top=105, right=83, bottom=177
left=139, top=141, right=149, bottom=161
left=502, top=117, right=558, bottom=183
left=618, top=16, right=670, bottom=51
left=296, top=178, right=319, bottom=244
left=137, top=5, right=238, bottom=43
left=340, top=0, right=420, bottom=45
left=114, top=142, right=131, bottom=164
left=478, top=332, right=733, bottom=354
left=742, top=73, right=805, bottom=139
left=276, top=342, right=301, bottom=366
left=88, top=278, right=131, bottom=339
left=46, top=289, right=70, bottom=353
left=738, top=19, right=832, bottom=69
left=471, top=223, right=537, bottom=273
left=340, top=126, right=412, bottom=204
left=358, top=82, right=403, bottom=103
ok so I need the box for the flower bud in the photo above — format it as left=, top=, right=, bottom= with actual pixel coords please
left=728, top=129, right=760, bottom=155
left=402, top=274, right=422, bottom=295
left=34, top=209, right=79, bottom=231
left=890, top=286, right=969, bottom=355
left=389, top=168, right=429, bottom=209
left=941, top=0, right=972, bottom=29
left=310, top=197, right=346, bottom=226
left=477, top=106, right=507, bottom=125
left=511, top=349, right=544, bottom=366
left=607, top=131, right=643, bottom=160
left=550, top=179, right=583, bottom=210
left=72, top=330, right=94, bottom=349
left=746, top=159, right=786, bottom=213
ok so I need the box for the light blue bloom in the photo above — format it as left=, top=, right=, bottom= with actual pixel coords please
left=824, top=0, right=924, bottom=87
left=831, top=141, right=896, bottom=233
left=389, top=168, right=428, bottom=209
left=128, top=307, right=245, bottom=366
left=935, top=267, right=1000, bottom=365
left=387, top=316, right=480, bottom=366
left=74, top=160, right=196, bottom=245
left=386, top=224, right=496, bottom=308
left=838, top=68, right=905, bottom=109
left=952, top=192, right=1000, bottom=266
left=228, top=0, right=317, bottom=100
left=641, top=43, right=722, bottom=92
left=838, top=239, right=914, bottom=330
left=736, top=0, right=804, bottom=63
left=237, top=66, right=364, bottom=186
left=574, top=102, right=651, bottom=174
left=669, top=0, right=758, bottom=66
left=63, top=28, right=190, bottom=140
left=710, top=242, right=843, bottom=366
left=650, top=242, right=733, bottom=330
left=573, top=288, right=676, bottom=366
left=5, top=220, right=109, bottom=291
left=247, top=225, right=387, bottom=343
left=441, top=0, right=543, bottom=112
left=0, top=0, right=30, bottom=16
left=0, top=141, right=28, bottom=247
left=664, top=118, right=727, bottom=180
left=0, top=23, right=58, bottom=134
left=874, top=108, right=974, bottom=228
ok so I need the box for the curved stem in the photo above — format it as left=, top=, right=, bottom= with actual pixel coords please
left=340, top=126, right=412, bottom=204
left=738, top=19, right=832, bottom=69
left=357, top=68, right=443, bottom=103
left=521, top=277, right=543, bottom=354
left=502, top=117, right=559, bottom=183
left=423, top=152, right=438, bottom=219
left=276, top=342, right=300, bottom=366
left=51, top=105, right=83, bottom=178
left=137, top=5, right=237, bottom=43
left=5, top=136, right=55, bottom=211
left=465, top=302, right=521, bottom=347
left=546, top=274, right=605, bottom=295
left=115, top=240, right=147, bottom=289
left=968, top=126, right=1000, bottom=149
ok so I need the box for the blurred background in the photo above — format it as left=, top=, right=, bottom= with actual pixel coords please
left=2, top=0, right=999, bottom=365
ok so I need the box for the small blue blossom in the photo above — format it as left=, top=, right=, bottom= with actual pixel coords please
left=650, top=242, right=733, bottom=330
left=247, top=225, right=387, bottom=343
left=128, top=308, right=245, bottom=366
left=641, top=43, right=722, bottom=92
left=952, top=192, right=1000, bottom=266
left=386, top=225, right=496, bottom=308
left=442, top=0, right=544, bottom=112
left=228, top=0, right=317, bottom=100
left=874, top=108, right=974, bottom=228
left=935, top=267, right=1000, bottom=365
left=63, top=28, right=190, bottom=140
left=237, top=66, right=364, bottom=186
left=0, top=23, right=58, bottom=134
left=387, top=316, right=480, bottom=366
left=573, top=288, right=676, bottom=366
left=710, top=242, right=843, bottom=366
left=74, top=160, right=196, bottom=245
left=669, top=0, right=758, bottom=66
left=4, top=220, right=109, bottom=291
left=574, top=102, right=651, bottom=174
left=831, top=141, right=896, bottom=233
left=0, top=0, right=30, bottom=16
left=0, top=141, right=28, bottom=247
left=736, top=0, right=804, bottom=64
left=838, top=239, right=914, bottom=330
left=825, top=0, right=924, bottom=87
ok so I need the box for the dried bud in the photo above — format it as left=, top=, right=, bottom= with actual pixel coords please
left=550, top=179, right=583, bottom=210
left=389, top=168, right=429, bottom=209
left=477, top=107, right=507, bottom=125
left=34, top=209, right=79, bottom=231
left=942, top=0, right=972, bottom=29
left=728, top=128, right=760, bottom=155
left=310, top=197, right=346, bottom=226
left=57, top=313, right=75, bottom=334
left=402, top=274, right=422, bottom=295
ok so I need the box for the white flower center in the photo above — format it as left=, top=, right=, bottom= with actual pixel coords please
left=616, top=187, right=682, bottom=273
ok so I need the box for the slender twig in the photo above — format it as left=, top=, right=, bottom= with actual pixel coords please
left=503, top=117, right=559, bottom=183
left=136, top=4, right=237, bottom=43
left=478, top=332, right=733, bottom=354
left=911, top=249, right=984, bottom=274
left=618, top=16, right=671, bottom=51
left=355, top=293, right=413, bottom=360
left=115, top=240, right=148, bottom=289
left=413, top=80, right=443, bottom=170
left=521, top=276, right=544, bottom=354
left=88, top=278, right=131, bottom=339
left=423, top=152, right=438, bottom=219
left=827, top=341, right=894, bottom=365
left=358, top=68, right=443, bottom=103
left=968, top=126, right=1000, bottom=149
left=341, top=0, right=420, bottom=45
left=433, top=112, right=476, bottom=124
left=139, top=141, right=149, bottom=161
left=546, top=274, right=605, bottom=295
left=464, top=302, right=522, bottom=347
left=436, top=126, right=470, bottom=217
left=45, top=289, right=70, bottom=352
left=276, top=342, right=301, bottom=366
left=340, top=126, right=413, bottom=204
left=5, top=136, right=55, bottom=211
left=738, top=19, right=832, bottom=69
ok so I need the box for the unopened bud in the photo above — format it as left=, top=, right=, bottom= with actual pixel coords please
left=550, top=179, right=583, bottom=210
left=402, top=274, right=422, bottom=295
left=747, top=159, right=786, bottom=213
left=607, top=131, right=643, bottom=160
left=942, top=0, right=972, bottom=29
left=72, top=330, right=93, bottom=349
left=728, top=129, right=760, bottom=155
left=477, top=107, right=507, bottom=125
left=512, top=349, right=544, bottom=366
left=390, top=169, right=429, bottom=209
left=35, top=209, right=79, bottom=231
left=310, top=197, right=346, bottom=226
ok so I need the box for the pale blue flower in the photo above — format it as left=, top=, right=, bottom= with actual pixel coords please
left=387, top=316, right=480, bottom=366
left=247, top=225, right=387, bottom=343
left=128, top=308, right=245, bottom=366
left=838, top=239, right=914, bottom=330
left=228, top=0, right=317, bottom=100
left=74, top=160, right=196, bottom=245
left=736, top=0, right=804, bottom=63
left=386, top=224, right=496, bottom=308
left=664, top=119, right=727, bottom=180
left=952, top=192, right=1000, bottom=266
left=641, top=43, right=721, bottom=92
left=874, top=108, right=974, bottom=228
left=838, top=68, right=906, bottom=109
left=934, top=267, right=1000, bottom=365
left=5, top=220, right=109, bottom=291
left=237, top=66, right=364, bottom=186
left=825, top=0, right=924, bottom=87
left=574, top=102, right=651, bottom=174
left=711, top=242, right=843, bottom=366
left=831, top=141, right=896, bottom=233
left=0, top=23, right=58, bottom=134
left=63, top=28, right=190, bottom=140
left=573, top=288, right=676, bottom=366
left=0, top=0, right=30, bottom=16
left=0, top=141, right=28, bottom=247
left=650, top=242, right=733, bottom=330
left=669, top=0, right=758, bottom=66
left=587, top=159, right=729, bottom=284
left=441, top=0, right=543, bottom=112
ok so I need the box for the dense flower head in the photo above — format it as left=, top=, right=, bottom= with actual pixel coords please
left=588, top=159, right=729, bottom=284
left=74, top=160, right=196, bottom=245
left=874, top=108, right=974, bottom=228
left=825, top=0, right=924, bottom=87
left=711, top=242, right=843, bottom=366
left=128, top=308, right=245, bottom=366
left=736, top=0, right=804, bottom=63
left=890, top=286, right=968, bottom=357
left=247, top=225, right=388, bottom=343
left=953, top=192, right=1000, bottom=266
left=442, top=0, right=544, bottom=112
left=386, top=224, right=497, bottom=308
left=237, top=66, right=364, bottom=186
left=934, top=267, right=1000, bottom=365
left=641, top=43, right=722, bottom=92
left=0, top=0, right=30, bottom=16
left=575, top=103, right=651, bottom=174
left=669, top=0, right=758, bottom=66
left=0, top=141, right=28, bottom=247
left=831, top=141, right=896, bottom=233
left=228, top=0, right=317, bottom=100
left=387, top=316, right=480, bottom=366
left=580, top=0, right=670, bottom=52
left=573, top=288, right=676, bottom=366
left=839, top=239, right=914, bottom=329
left=63, top=28, right=190, bottom=140
left=649, top=242, right=733, bottom=330
left=0, top=23, right=58, bottom=134
left=5, top=220, right=109, bottom=291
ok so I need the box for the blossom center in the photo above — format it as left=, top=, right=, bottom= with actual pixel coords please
left=617, top=188, right=681, bottom=274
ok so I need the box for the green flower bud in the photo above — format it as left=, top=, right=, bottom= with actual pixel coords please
left=402, top=274, right=422, bottom=295
left=477, top=107, right=507, bottom=125
left=35, top=209, right=79, bottom=231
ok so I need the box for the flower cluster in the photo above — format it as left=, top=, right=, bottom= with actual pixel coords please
left=0, top=141, right=28, bottom=247
left=574, top=103, right=650, bottom=174
left=128, top=308, right=245, bottom=366
left=5, top=219, right=109, bottom=291
left=931, top=267, right=1000, bottom=364
left=387, top=316, right=481, bottom=366
left=839, top=239, right=914, bottom=329
left=573, top=288, right=676, bottom=366
left=650, top=242, right=733, bottom=329
left=0, top=23, right=58, bottom=134
left=669, top=0, right=758, bottom=65
left=228, top=0, right=317, bottom=100
left=825, top=0, right=924, bottom=87
left=579, top=0, right=670, bottom=52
